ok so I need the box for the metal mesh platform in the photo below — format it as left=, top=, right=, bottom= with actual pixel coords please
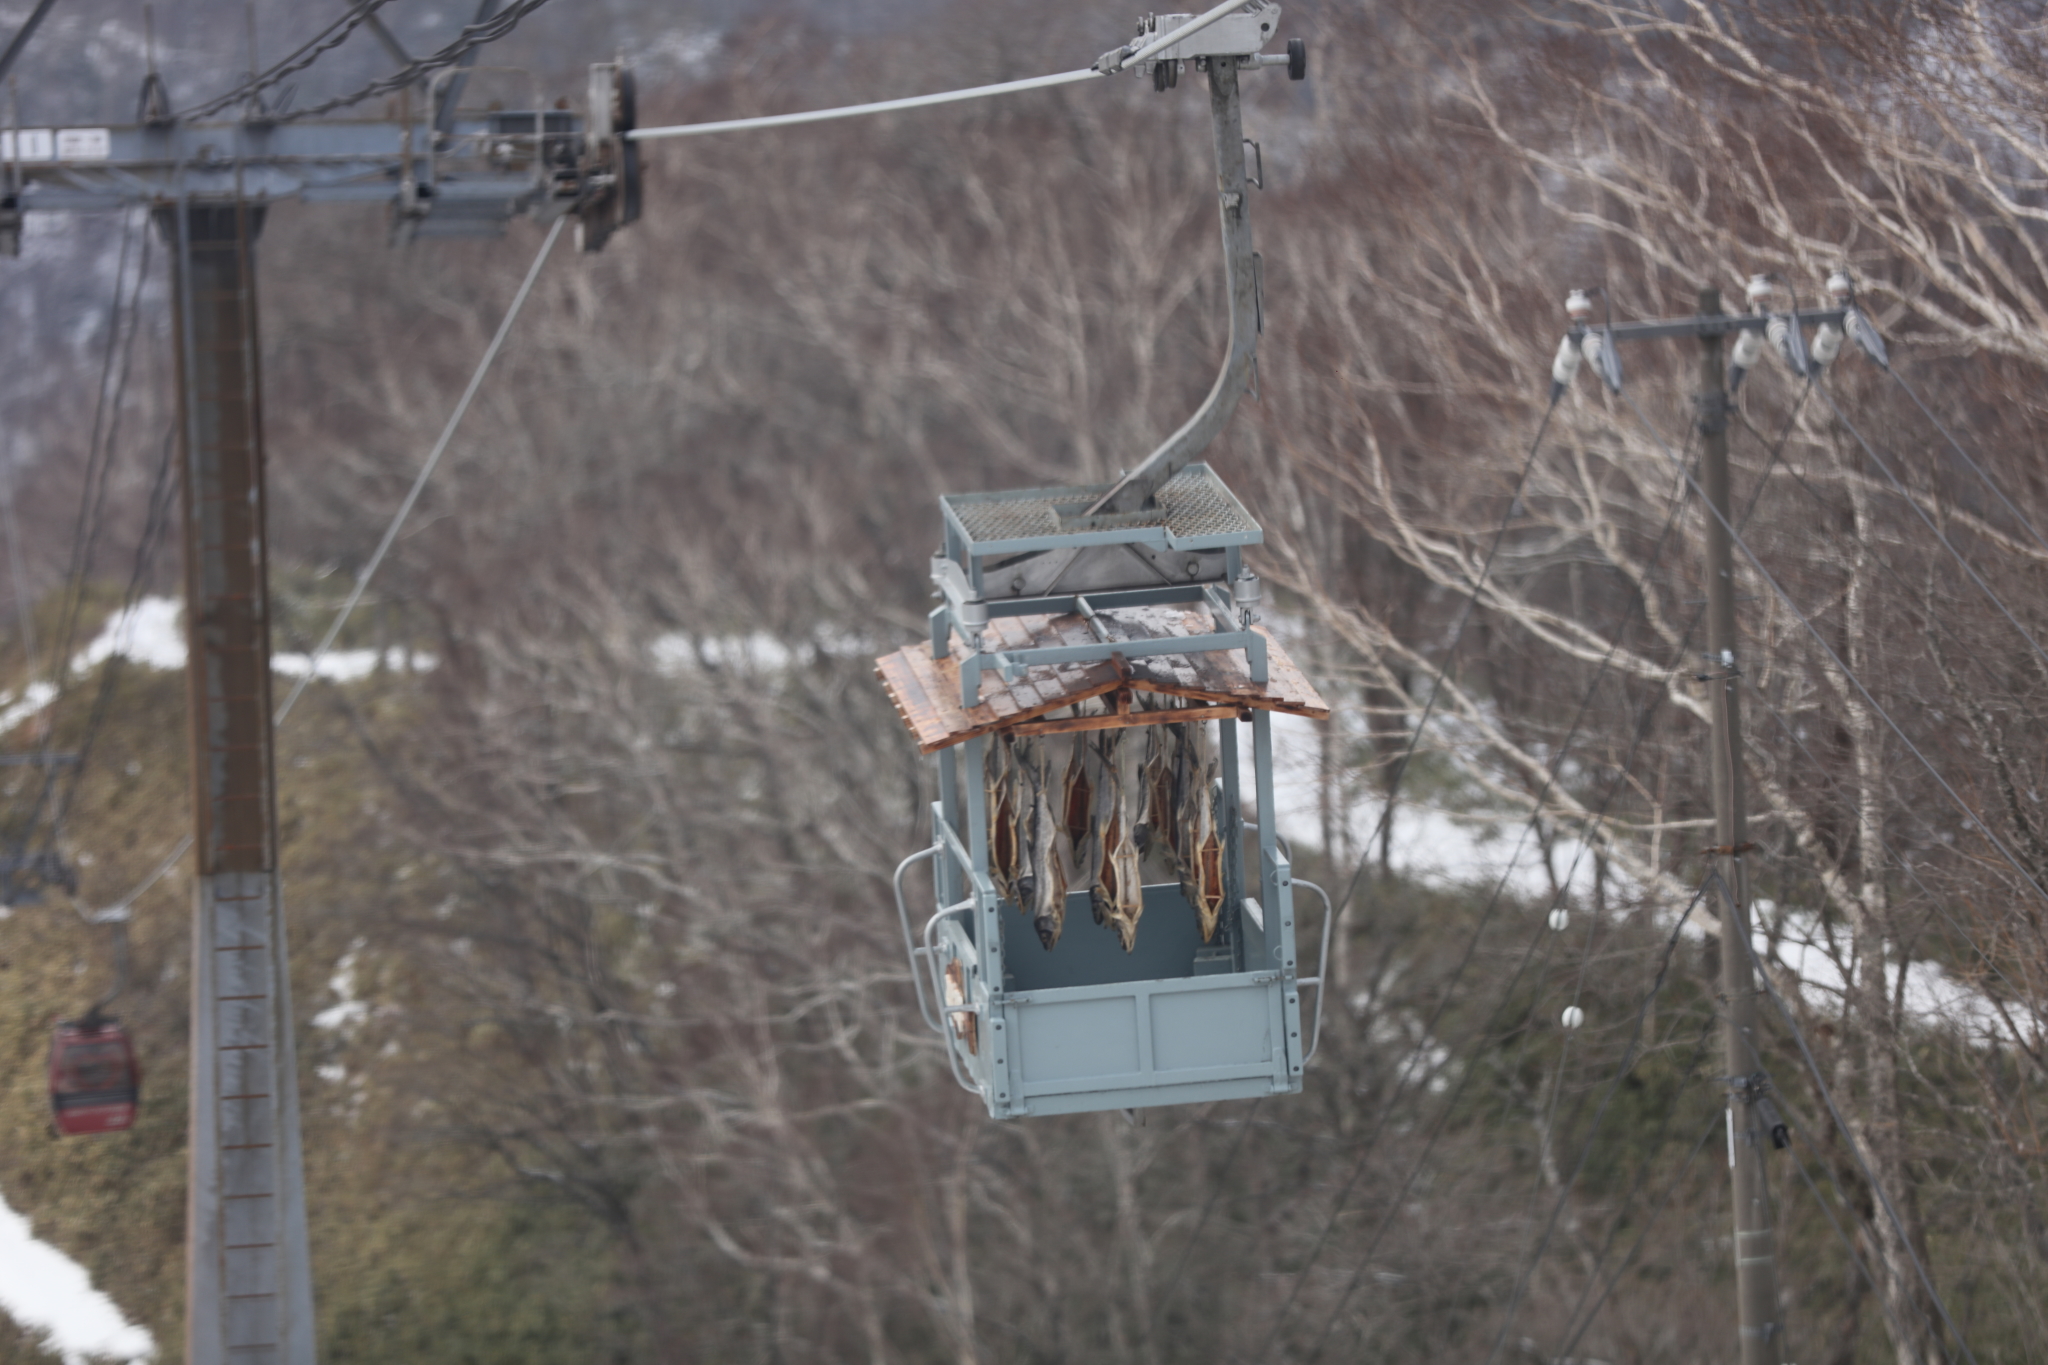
left=942, top=463, right=1261, bottom=549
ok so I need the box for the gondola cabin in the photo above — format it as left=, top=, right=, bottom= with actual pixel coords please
left=877, top=466, right=1332, bottom=1118
left=49, top=1017, right=140, bottom=1136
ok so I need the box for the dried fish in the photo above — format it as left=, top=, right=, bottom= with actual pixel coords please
left=1087, top=734, right=1120, bottom=928
left=1060, top=732, right=1095, bottom=851
left=987, top=735, right=1026, bottom=909
left=1139, top=721, right=1183, bottom=871
left=1179, top=725, right=1227, bottom=942
left=1100, top=730, right=1147, bottom=951
left=1028, top=770, right=1069, bottom=949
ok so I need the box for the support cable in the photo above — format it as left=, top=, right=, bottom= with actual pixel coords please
left=1615, top=389, right=2048, bottom=909
left=260, top=0, right=557, bottom=124
left=43, top=421, right=178, bottom=847
left=108, top=214, right=564, bottom=919
left=1813, top=381, right=2048, bottom=675
left=45, top=211, right=144, bottom=691
left=628, top=0, right=1252, bottom=143
left=3, top=458, right=37, bottom=681
left=275, top=213, right=563, bottom=725
left=1553, top=1106, right=1724, bottom=1356
left=0, top=0, right=59, bottom=86
left=1288, top=386, right=1810, bottom=1363
left=1880, top=366, right=2048, bottom=558
left=1479, top=880, right=1713, bottom=1365
left=176, top=0, right=400, bottom=121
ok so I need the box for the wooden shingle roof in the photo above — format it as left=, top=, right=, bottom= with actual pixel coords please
left=875, top=604, right=1329, bottom=754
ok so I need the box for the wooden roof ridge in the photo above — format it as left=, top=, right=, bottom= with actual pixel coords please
left=875, top=607, right=1330, bottom=754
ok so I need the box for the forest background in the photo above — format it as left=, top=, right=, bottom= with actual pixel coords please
left=1, top=1, right=2046, bottom=1362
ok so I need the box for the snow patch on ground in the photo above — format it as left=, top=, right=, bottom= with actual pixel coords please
left=1239, top=711, right=1613, bottom=905
left=0, top=1193, right=154, bottom=1363
left=0, top=597, right=438, bottom=738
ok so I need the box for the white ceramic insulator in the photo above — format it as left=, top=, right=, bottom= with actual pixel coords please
left=1765, top=315, right=1804, bottom=372
left=1548, top=907, right=1570, bottom=932
left=1811, top=323, right=1843, bottom=365
left=1561, top=1005, right=1585, bottom=1030
left=1552, top=334, right=1583, bottom=390
left=1731, top=329, right=1764, bottom=370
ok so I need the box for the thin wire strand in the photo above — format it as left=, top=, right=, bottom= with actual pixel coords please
left=1243, top=397, right=1561, bottom=1360
left=1615, top=389, right=2048, bottom=908
left=1298, top=381, right=1812, bottom=1363
left=275, top=214, right=563, bottom=726
left=1724, top=994, right=1936, bottom=1355
left=1479, top=880, right=1712, bottom=1364
left=1883, top=364, right=2048, bottom=557
left=104, top=215, right=564, bottom=919
left=1721, top=769, right=1981, bottom=1365
left=1814, top=381, right=2048, bottom=675
left=1554, top=1106, right=1723, bottom=1356
left=1151, top=1095, right=1263, bottom=1338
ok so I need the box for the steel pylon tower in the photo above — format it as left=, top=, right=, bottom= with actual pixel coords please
left=5, top=49, right=639, bottom=1362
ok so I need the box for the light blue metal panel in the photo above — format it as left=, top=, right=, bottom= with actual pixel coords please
left=1002, top=885, right=1203, bottom=992
left=1015, top=996, right=1140, bottom=1082
left=1018, top=1072, right=1284, bottom=1118
left=1151, top=981, right=1271, bottom=1070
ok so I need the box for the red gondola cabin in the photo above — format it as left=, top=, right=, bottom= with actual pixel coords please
left=48, top=1018, right=139, bottom=1136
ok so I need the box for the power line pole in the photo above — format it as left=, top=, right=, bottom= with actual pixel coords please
left=1695, top=285, right=1783, bottom=1365
left=1554, top=285, right=1844, bottom=1361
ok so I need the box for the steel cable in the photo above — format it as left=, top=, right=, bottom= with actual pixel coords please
left=1814, top=381, right=2048, bottom=675
left=1615, top=389, right=2048, bottom=909
left=1286, top=382, right=1816, bottom=1363
left=175, top=1, right=400, bottom=121
left=105, top=216, right=565, bottom=918
left=1881, top=364, right=2048, bottom=558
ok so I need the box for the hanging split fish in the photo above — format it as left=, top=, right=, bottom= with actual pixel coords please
left=987, top=736, right=1025, bottom=908
left=1139, top=721, right=1183, bottom=873
left=1028, top=762, right=1069, bottom=949
left=1099, top=730, right=1147, bottom=951
left=1179, top=725, right=1227, bottom=942
left=1013, top=738, right=1043, bottom=916
left=1088, top=734, right=1119, bottom=928
left=1060, top=731, right=1095, bottom=850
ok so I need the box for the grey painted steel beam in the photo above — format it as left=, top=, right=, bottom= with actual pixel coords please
left=1086, top=56, right=1257, bottom=515
left=165, top=202, right=316, bottom=1365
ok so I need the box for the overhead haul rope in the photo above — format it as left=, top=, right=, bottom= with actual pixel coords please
left=627, top=0, right=1253, bottom=142
left=103, top=215, right=566, bottom=918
